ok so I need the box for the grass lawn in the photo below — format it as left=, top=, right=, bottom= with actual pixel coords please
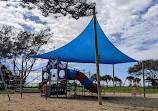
left=0, top=90, right=15, bottom=94
left=69, top=86, right=158, bottom=94
left=102, top=86, right=158, bottom=94
left=0, top=86, right=157, bottom=94
left=23, top=88, right=39, bottom=91
left=0, top=88, right=39, bottom=93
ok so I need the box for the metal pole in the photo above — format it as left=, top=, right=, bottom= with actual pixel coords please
left=41, top=68, right=43, bottom=97
left=142, top=62, right=145, bottom=97
left=21, top=59, right=24, bottom=98
left=66, top=62, right=68, bottom=98
left=74, top=80, right=75, bottom=97
left=93, top=6, right=102, bottom=105
left=56, top=57, right=60, bottom=98
left=0, top=68, right=11, bottom=101
left=83, top=69, right=85, bottom=96
left=45, top=74, right=48, bottom=100
left=48, top=70, right=51, bottom=97
left=113, top=64, right=115, bottom=95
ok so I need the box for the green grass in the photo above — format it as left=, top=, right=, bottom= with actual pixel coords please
left=0, top=90, right=15, bottom=94
left=23, top=88, right=39, bottom=91
left=68, top=86, right=158, bottom=94
left=68, top=87, right=89, bottom=92
left=0, top=86, right=157, bottom=94
left=102, top=86, right=158, bottom=94
left=0, top=88, right=39, bottom=93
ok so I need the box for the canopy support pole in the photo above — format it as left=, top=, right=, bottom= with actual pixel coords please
left=65, top=62, right=68, bottom=98
left=113, top=64, right=115, bottom=95
left=93, top=6, right=102, bottom=105
left=20, top=59, right=24, bottom=98
left=142, top=62, right=145, bottom=97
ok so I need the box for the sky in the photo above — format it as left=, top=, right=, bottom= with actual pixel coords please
left=0, top=0, right=158, bottom=86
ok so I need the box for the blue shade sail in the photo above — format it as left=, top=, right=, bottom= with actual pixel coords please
left=32, top=18, right=137, bottom=64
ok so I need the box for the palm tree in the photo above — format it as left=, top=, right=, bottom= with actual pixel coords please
left=126, top=76, right=134, bottom=87
left=101, top=75, right=112, bottom=87
left=113, top=76, right=122, bottom=87
left=118, top=78, right=122, bottom=87
left=90, top=74, right=97, bottom=84
left=133, top=78, right=141, bottom=87
left=112, top=76, right=118, bottom=87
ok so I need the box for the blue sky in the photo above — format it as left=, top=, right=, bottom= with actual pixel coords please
left=0, top=0, right=158, bottom=86
left=68, top=62, right=137, bottom=80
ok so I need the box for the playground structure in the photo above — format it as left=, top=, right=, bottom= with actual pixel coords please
left=0, top=65, right=21, bottom=90
left=0, top=61, right=97, bottom=98
left=0, top=64, right=42, bottom=93
left=39, top=58, right=97, bottom=99
left=31, top=6, right=139, bottom=105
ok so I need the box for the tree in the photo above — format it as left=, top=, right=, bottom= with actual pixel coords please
left=117, top=78, right=122, bottom=87
left=91, top=73, right=97, bottom=83
left=133, top=77, right=141, bottom=87
left=90, top=73, right=101, bottom=84
left=0, top=26, right=52, bottom=82
left=128, top=60, right=158, bottom=87
left=112, top=76, right=121, bottom=87
left=128, top=60, right=158, bottom=76
left=101, top=75, right=112, bottom=87
left=126, top=76, right=134, bottom=87
left=0, top=26, right=14, bottom=63
left=14, top=30, right=52, bottom=81
left=20, top=0, right=95, bottom=19
left=146, top=77, right=158, bottom=90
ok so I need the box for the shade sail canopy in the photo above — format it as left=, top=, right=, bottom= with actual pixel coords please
left=32, top=18, right=137, bottom=64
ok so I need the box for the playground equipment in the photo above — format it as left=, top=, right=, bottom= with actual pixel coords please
left=39, top=58, right=97, bottom=99
left=0, top=64, right=42, bottom=99
left=31, top=6, right=138, bottom=105
left=0, top=64, right=11, bottom=101
left=0, top=65, right=21, bottom=90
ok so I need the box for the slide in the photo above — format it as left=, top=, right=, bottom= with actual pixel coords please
left=67, top=70, right=97, bottom=93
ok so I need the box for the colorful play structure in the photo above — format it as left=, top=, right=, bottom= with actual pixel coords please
left=38, top=58, right=97, bottom=99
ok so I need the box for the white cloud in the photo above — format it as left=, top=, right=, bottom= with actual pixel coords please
left=142, top=4, right=158, bottom=20
left=0, top=1, right=48, bottom=32
left=0, top=0, right=158, bottom=64
left=94, top=0, right=151, bottom=35
left=115, top=4, right=158, bottom=60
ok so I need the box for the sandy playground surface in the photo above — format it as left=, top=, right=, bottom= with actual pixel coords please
left=0, top=92, right=158, bottom=111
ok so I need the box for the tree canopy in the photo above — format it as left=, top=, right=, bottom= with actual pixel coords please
left=0, top=26, right=14, bottom=61
left=112, top=76, right=122, bottom=86
left=133, top=77, right=141, bottom=84
left=0, top=26, right=52, bottom=81
left=20, top=0, right=95, bottom=19
left=90, top=73, right=97, bottom=82
left=126, top=76, right=134, bottom=81
left=90, top=73, right=101, bottom=82
left=101, top=75, right=112, bottom=83
left=128, top=60, right=158, bottom=78
left=101, top=75, right=112, bottom=87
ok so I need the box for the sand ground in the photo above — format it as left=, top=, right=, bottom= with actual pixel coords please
left=0, top=92, right=158, bottom=111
